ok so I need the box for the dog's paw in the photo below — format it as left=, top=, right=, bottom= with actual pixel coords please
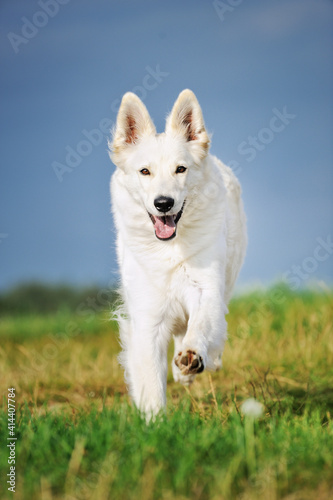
left=174, top=350, right=204, bottom=375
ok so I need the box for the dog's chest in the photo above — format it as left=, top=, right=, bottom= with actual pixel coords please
left=161, top=263, right=202, bottom=323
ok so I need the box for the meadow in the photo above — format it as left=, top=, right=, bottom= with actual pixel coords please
left=0, top=285, right=332, bottom=499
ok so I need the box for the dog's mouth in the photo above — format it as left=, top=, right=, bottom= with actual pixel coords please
left=148, top=202, right=185, bottom=241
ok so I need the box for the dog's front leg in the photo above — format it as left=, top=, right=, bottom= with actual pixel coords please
left=174, top=283, right=227, bottom=377
left=125, top=316, right=169, bottom=418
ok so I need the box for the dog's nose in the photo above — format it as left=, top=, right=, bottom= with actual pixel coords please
left=154, top=196, right=174, bottom=213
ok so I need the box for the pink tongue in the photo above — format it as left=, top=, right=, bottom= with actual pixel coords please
left=154, top=215, right=176, bottom=239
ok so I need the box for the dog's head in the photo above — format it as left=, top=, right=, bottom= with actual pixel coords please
left=110, top=89, right=210, bottom=241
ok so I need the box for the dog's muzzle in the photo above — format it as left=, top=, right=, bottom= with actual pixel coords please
left=148, top=201, right=185, bottom=241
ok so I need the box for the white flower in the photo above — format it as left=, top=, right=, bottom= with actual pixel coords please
left=241, top=398, right=264, bottom=419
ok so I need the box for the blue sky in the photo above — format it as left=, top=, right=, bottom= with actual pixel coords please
left=0, top=0, right=332, bottom=291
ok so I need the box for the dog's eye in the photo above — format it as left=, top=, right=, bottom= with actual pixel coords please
left=176, top=166, right=187, bottom=174
left=140, top=168, right=151, bottom=176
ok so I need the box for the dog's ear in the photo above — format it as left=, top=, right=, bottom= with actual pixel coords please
left=165, top=89, right=210, bottom=158
left=110, top=92, right=156, bottom=158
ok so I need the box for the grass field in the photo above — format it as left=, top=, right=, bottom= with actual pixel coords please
left=0, top=286, right=333, bottom=499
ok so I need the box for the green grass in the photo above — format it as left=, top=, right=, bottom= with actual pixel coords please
left=0, top=286, right=333, bottom=499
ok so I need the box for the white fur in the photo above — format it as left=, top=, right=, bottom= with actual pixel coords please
left=109, top=90, right=247, bottom=418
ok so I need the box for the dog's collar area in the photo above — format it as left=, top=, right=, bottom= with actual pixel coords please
left=148, top=201, right=185, bottom=241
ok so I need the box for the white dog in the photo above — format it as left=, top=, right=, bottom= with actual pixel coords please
left=109, top=89, right=247, bottom=418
